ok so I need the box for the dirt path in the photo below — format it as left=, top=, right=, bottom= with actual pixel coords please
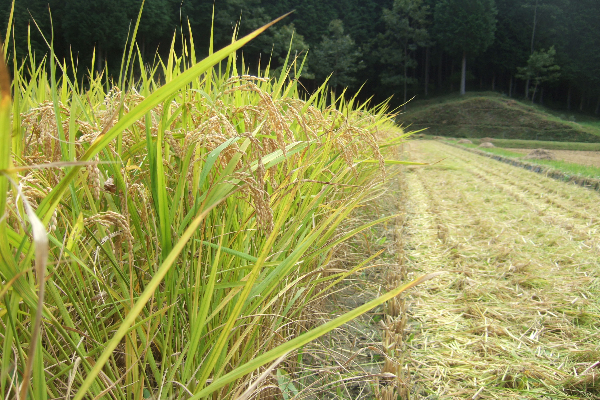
left=400, top=141, right=600, bottom=399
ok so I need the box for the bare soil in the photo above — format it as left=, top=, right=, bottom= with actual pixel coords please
left=507, top=148, right=600, bottom=167
left=399, top=141, right=600, bottom=399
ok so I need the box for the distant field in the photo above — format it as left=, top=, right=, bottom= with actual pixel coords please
left=506, top=148, right=600, bottom=168
left=468, top=138, right=600, bottom=151
left=446, top=140, right=600, bottom=179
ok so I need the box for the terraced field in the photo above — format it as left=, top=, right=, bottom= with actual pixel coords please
left=399, top=141, right=600, bottom=399
left=506, top=148, right=600, bottom=168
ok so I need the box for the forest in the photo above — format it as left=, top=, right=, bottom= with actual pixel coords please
left=1, top=0, right=599, bottom=113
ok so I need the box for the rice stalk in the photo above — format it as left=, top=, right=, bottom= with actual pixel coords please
left=0, top=11, right=426, bottom=400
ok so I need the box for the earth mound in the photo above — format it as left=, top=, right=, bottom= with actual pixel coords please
left=526, top=149, right=555, bottom=160
left=479, top=142, right=495, bottom=148
left=402, top=95, right=600, bottom=142
left=457, top=139, right=473, bottom=144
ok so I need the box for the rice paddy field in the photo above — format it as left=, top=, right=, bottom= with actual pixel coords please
left=3, top=8, right=600, bottom=399
left=0, top=15, right=441, bottom=399
left=399, top=140, right=600, bottom=399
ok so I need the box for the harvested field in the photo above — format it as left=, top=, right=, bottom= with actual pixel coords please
left=399, top=141, right=600, bottom=399
left=507, top=148, right=600, bottom=168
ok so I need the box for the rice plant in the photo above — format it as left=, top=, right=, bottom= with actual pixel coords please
left=0, top=8, right=435, bottom=399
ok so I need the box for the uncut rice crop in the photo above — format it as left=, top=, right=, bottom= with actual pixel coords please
left=0, top=9, right=434, bottom=400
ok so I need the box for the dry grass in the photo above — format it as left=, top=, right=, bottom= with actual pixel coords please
left=525, top=148, right=556, bottom=160
left=397, top=141, right=600, bottom=399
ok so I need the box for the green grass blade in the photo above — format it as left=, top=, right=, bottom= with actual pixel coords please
left=192, top=273, right=443, bottom=398
left=72, top=191, right=233, bottom=400
left=36, top=12, right=293, bottom=223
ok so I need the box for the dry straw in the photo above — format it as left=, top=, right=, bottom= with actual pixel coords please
left=398, top=141, right=600, bottom=398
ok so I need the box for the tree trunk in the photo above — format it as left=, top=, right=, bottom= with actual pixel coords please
left=540, top=87, right=544, bottom=105
left=509, top=76, right=513, bottom=97
left=438, top=52, right=443, bottom=88
left=567, top=85, right=572, bottom=110
left=531, top=83, right=538, bottom=103
left=595, top=96, right=600, bottom=115
left=450, top=60, right=454, bottom=92
left=531, top=0, right=538, bottom=54
left=424, top=47, right=430, bottom=96
left=460, top=52, right=466, bottom=95
left=403, top=46, right=408, bottom=108
left=525, top=0, right=538, bottom=101
left=492, top=74, right=495, bottom=91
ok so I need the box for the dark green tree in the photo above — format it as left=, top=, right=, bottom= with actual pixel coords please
left=275, top=0, right=338, bottom=45
left=378, top=0, right=430, bottom=105
left=206, top=0, right=302, bottom=73
left=125, top=0, right=173, bottom=59
left=521, top=0, right=568, bottom=98
left=267, top=24, right=311, bottom=78
left=3, top=0, right=66, bottom=64
left=434, top=0, right=497, bottom=95
left=61, top=0, right=130, bottom=72
left=516, top=46, right=560, bottom=103
left=479, top=0, right=530, bottom=96
left=560, top=0, right=600, bottom=112
left=177, top=0, right=215, bottom=56
left=310, top=19, right=362, bottom=90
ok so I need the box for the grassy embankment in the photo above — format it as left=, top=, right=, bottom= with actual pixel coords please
left=402, top=92, right=600, bottom=142
left=0, top=11, right=435, bottom=400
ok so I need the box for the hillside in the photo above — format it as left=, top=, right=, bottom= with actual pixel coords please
left=401, top=93, right=600, bottom=142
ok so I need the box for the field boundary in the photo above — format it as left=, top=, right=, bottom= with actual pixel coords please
left=446, top=142, right=600, bottom=192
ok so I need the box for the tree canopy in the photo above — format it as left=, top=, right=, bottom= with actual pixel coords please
left=434, top=0, right=497, bottom=95
left=378, top=0, right=430, bottom=103
left=0, top=0, right=599, bottom=113
left=310, top=20, right=362, bottom=90
left=516, top=46, right=560, bottom=103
